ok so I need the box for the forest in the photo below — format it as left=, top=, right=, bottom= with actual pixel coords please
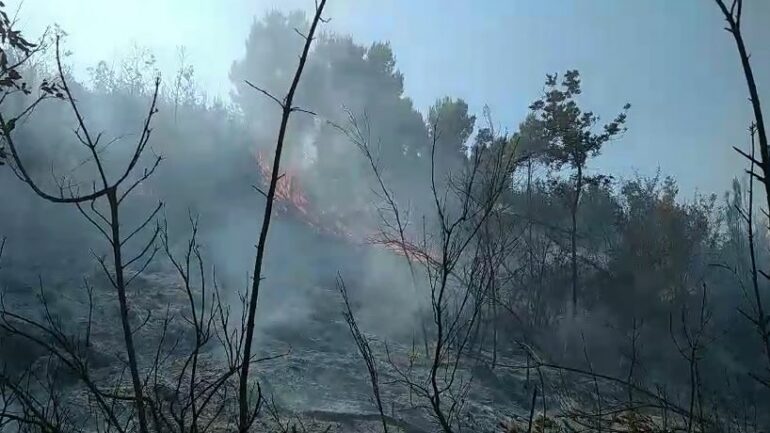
left=0, top=1, right=769, bottom=432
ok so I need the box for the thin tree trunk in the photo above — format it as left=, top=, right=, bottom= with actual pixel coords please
left=526, top=159, right=535, bottom=323
left=715, top=0, right=770, bottom=388
left=718, top=2, right=770, bottom=212
left=108, top=188, right=149, bottom=433
left=687, top=347, right=696, bottom=433
left=527, top=159, right=534, bottom=276
left=570, top=165, right=583, bottom=316
left=492, top=286, right=498, bottom=368
left=745, top=129, right=770, bottom=374
left=238, top=2, right=327, bottom=431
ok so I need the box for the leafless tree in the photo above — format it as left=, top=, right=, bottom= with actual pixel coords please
left=0, top=33, right=163, bottom=432
left=237, top=1, right=329, bottom=432
left=714, top=0, right=769, bottom=215
left=336, top=273, right=389, bottom=433
left=357, top=124, right=522, bottom=433
left=468, top=209, right=524, bottom=367
left=669, top=284, right=714, bottom=433
left=0, top=23, right=249, bottom=433
left=0, top=214, right=264, bottom=433
left=149, top=215, right=247, bottom=433
left=714, top=0, right=770, bottom=410
left=727, top=125, right=770, bottom=391
left=330, top=109, right=432, bottom=358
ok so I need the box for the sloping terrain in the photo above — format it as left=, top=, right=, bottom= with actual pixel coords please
left=1, top=210, right=550, bottom=432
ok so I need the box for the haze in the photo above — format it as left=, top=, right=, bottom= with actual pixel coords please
left=2, top=1, right=770, bottom=432
left=17, top=0, right=770, bottom=195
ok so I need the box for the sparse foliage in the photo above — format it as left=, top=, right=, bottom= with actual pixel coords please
left=528, top=70, right=630, bottom=317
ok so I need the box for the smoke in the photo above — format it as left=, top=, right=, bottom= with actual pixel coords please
left=0, top=7, right=445, bottom=356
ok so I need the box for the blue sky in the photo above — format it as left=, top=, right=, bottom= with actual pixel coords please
left=13, top=0, right=770, bottom=197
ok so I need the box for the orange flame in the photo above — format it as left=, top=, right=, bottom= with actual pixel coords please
left=254, top=148, right=439, bottom=262
left=254, top=149, right=354, bottom=241
left=369, top=235, right=436, bottom=264
left=255, top=150, right=311, bottom=216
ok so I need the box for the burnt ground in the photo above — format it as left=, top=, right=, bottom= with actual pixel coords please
left=0, top=214, right=566, bottom=432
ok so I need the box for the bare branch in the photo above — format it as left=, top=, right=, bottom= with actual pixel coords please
left=244, top=80, right=284, bottom=108
left=238, top=2, right=329, bottom=431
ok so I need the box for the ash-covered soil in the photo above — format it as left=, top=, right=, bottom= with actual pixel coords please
left=0, top=217, right=564, bottom=432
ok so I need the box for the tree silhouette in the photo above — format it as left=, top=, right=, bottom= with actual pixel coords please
left=529, top=70, right=629, bottom=316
